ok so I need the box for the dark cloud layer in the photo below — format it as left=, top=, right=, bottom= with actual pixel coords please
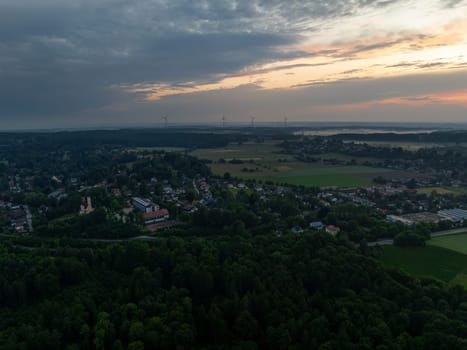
left=0, top=0, right=464, bottom=128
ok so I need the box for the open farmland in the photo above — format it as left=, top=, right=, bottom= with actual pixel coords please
left=428, top=232, right=467, bottom=255
left=130, top=146, right=186, bottom=152
left=417, top=186, right=467, bottom=195
left=380, top=245, right=467, bottom=288
left=191, top=142, right=411, bottom=187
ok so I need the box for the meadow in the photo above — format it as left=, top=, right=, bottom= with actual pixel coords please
left=191, top=142, right=409, bottom=188
left=428, top=232, right=467, bottom=255
left=131, top=146, right=186, bottom=152
left=380, top=245, right=467, bottom=287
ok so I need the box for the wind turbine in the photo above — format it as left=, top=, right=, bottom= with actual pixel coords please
left=283, top=114, right=288, bottom=128
left=161, top=114, right=168, bottom=128
left=250, top=115, right=255, bottom=128
left=222, top=114, right=226, bottom=128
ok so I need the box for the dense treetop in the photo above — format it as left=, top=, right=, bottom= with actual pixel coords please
left=1, top=233, right=467, bottom=349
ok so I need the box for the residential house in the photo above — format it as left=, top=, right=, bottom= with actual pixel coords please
left=325, top=225, right=340, bottom=236
left=309, top=221, right=325, bottom=230
left=143, top=208, right=170, bottom=225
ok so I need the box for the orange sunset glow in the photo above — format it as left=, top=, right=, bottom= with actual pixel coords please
left=133, top=16, right=467, bottom=104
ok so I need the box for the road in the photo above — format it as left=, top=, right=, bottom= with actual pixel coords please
left=25, top=205, right=33, bottom=232
left=366, top=227, right=467, bottom=247
left=85, top=235, right=159, bottom=243
left=192, top=179, right=200, bottom=195
left=367, top=239, right=394, bottom=247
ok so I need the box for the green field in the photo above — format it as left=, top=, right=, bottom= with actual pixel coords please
left=380, top=245, right=467, bottom=287
left=417, top=187, right=467, bottom=195
left=131, top=146, right=185, bottom=152
left=258, top=165, right=391, bottom=187
left=191, top=142, right=294, bottom=162
left=191, top=142, right=409, bottom=188
left=429, top=233, right=467, bottom=255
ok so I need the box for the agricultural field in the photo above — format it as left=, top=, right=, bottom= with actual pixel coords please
left=130, top=146, right=186, bottom=152
left=417, top=186, right=467, bottom=195
left=191, top=141, right=292, bottom=162
left=428, top=232, right=467, bottom=255
left=191, top=142, right=410, bottom=188
left=257, top=165, right=392, bottom=187
left=317, top=152, right=380, bottom=163
left=380, top=245, right=467, bottom=288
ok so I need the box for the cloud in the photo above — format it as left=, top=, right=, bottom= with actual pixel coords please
left=0, top=0, right=400, bottom=121
left=442, top=0, right=467, bottom=8
left=0, top=0, right=466, bottom=127
left=0, top=2, right=303, bottom=118
left=77, top=69, right=467, bottom=126
left=342, top=38, right=408, bottom=56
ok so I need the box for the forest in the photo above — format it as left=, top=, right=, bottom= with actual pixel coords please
left=0, top=127, right=297, bottom=153
left=1, top=233, right=467, bottom=349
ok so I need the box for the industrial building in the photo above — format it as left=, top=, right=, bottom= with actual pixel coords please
left=438, top=208, right=467, bottom=222
left=132, top=197, right=159, bottom=213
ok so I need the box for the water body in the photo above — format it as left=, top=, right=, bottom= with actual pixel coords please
left=298, top=128, right=439, bottom=136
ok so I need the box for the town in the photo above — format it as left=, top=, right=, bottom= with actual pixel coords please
left=2, top=129, right=467, bottom=249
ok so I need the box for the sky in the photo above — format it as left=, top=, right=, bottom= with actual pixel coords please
left=1, top=0, right=467, bottom=129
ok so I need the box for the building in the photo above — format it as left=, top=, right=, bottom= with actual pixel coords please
left=9, top=206, right=28, bottom=233
left=309, top=221, right=325, bottom=230
left=111, top=188, right=121, bottom=196
left=292, top=226, right=304, bottom=233
left=10, top=206, right=25, bottom=220
left=386, top=212, right=443, bottom=225
left=325, top=225, right=340, bottom=236
left=438, top=208, right=467, bottom=222
left=132, top=197, right=159, bottom=213
left=143, top=208, right=170, bottom=224
left=385, top=215, right=414, bottom=226
left=80, top=196, right=94, bottom=215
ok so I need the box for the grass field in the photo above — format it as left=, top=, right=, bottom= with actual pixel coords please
left=428, top=233, right=467, bottom=255
left=191, top=142, right=294, bottom=162
left=417, top=187, right=467, bottom=195
left=257, top=165, right=392, bottom=187
left=131, top=146, right=186, bottom=152
left=191, top=142, right=410, bottom=188
left=380, top=245, right=467, bottom=287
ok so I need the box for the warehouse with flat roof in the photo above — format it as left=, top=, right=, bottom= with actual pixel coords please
left=438, top=208, right=467, bottom=222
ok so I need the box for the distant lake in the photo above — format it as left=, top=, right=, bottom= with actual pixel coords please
left=296, top=128, right=439, bottom=136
